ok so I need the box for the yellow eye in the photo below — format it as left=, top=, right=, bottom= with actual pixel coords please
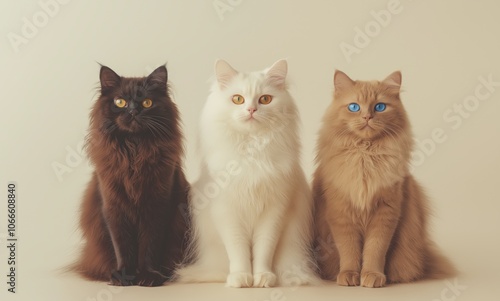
left=114, top=98, right=127, bottom=108
left=259, top=95, right=273, bottom=105
left=232, top=94, right=245, bottom=105
left=142, top=98, right=153, bottom=108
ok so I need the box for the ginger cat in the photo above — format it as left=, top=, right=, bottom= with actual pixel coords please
left=313, top=70, right=456, bottom=287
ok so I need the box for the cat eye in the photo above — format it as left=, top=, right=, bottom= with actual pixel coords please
left=259, top=95, right=273, bottom=105
left=374, top=103, right=386, bottom=112
left=348, top=103, right=360, bottom=112
left=142, top=98, right=153, bottom=108
left=114, top=98, right=127, bottom=108
left=232, top=94, right=245, bottom=105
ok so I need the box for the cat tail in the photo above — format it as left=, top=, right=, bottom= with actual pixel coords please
left=312, top=175, right=340, bottom=281
left=61, top=261, right=84, bottom=279
left=173, top=225, right=228, bottom=283
left=424, top=243, right=457, bottom=279
left=174, top=184, right=228, bottom=284
left=275, top=248, right=323, bottom=287
left=274, top=228, right=324, bottom=287
left=64, top=253, right=111, bottom=282
left=275, top=176, right=324, bottom=287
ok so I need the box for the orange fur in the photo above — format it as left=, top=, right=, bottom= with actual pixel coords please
left=313, top=70, right=456, bottom=287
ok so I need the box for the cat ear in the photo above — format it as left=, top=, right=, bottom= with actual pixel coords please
left=265, top=59, right=287, bottom=89
left=382, top=71, right=402, bottom=88
left=215, top=60, right=238, bottom=89
left=333, top=70, right=355, bottom=92
left=99, top=66, right=121, bottom=89
left=147, top=65, right=168, bottom=89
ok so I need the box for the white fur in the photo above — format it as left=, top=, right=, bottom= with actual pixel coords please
left=176, top=60, right=319, bottom=287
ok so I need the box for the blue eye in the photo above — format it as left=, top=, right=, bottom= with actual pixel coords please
left=348, top=103, right=360, bottom=112
left=374, top=103, right=386, bottom=112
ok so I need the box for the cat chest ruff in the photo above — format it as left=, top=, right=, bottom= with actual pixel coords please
left=335, top=143, right=405, bottom=208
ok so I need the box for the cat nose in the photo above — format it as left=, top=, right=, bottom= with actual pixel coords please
left=129, top=109, right=138, bottom=116
left=363, top=114, right=372, bottom=120
left=248, top=108, right=257, bottom=114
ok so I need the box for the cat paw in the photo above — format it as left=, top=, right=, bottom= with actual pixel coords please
left=109, top=268, right=136, bottom=286
left=226, top=272, right=253, bottom=288
left=361, top=271, right=386, bottom=288
left=336, top=270, right=360, bottom=286
left=136, top=269, right=167, bottom=287
left=253, top=272, right=277, bottom=288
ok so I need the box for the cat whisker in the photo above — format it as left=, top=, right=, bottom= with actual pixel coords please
left=147, top=115, right=172, bottom=122
left=146, top=123, right=168, bottom=138
left=134, top=116, right=163, bottom=137
left=144, top=123, right=161, bottom=139
left=235, top=114, right=252, bottom=121
left=381, top=126, right=403, bottom=148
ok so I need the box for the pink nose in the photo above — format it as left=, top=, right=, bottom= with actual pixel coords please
left=363, top=114, right=372, bottom=120
left=248, top=108, right=257, bottom=114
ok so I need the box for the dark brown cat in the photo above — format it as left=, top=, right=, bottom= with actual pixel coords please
left=73, top=65, right=190, bottom=286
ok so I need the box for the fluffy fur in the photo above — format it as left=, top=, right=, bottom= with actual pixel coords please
left=72, top=65, right=190, bottom=286
left=313, top=70, right=456, bottom=287
left=176, top=60, right=319, bottom=287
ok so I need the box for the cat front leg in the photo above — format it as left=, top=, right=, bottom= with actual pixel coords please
left=360, top=191, right=402, bottom=288
left=329, top=211, right=362, bottom=286
left=251, top=207, right=284, bottom=287
left=214, top=211, right=253, bottom=288
left=136, top=201, right=171, bottom=287
left=103, top=202, right=138, bottom=286
left=221, top=233, right=253, bottom=287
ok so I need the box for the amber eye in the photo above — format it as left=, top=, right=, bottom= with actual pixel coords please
left=232, top=94, right=245, bottom=105
left=114, top=98, right=127, bottom=108
left=259, top=95, right=273, bottom=105
left=142, top=98, right=153, bottom=108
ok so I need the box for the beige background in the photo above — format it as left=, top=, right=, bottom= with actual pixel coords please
left=1, top=0, right=499, bottom=300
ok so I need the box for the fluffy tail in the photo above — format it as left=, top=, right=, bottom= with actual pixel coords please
left=274, top=173, right=323, bottom=287
left=425, top=243, right=457, bottom=279
left=66, top=247, right=113, bottom=281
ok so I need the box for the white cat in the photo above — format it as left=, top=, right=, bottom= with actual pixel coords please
left=176, top=59, right=319, bottom=288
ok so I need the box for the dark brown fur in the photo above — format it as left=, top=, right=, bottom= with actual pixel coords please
left=73, top=65, right=190, bottom=286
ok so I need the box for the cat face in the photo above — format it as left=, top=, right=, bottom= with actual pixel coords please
left=95, top=65, right=176, bottom=136
left=331, top=70, right=408, bottom=140
left=206, top=59, right=296, bottom=132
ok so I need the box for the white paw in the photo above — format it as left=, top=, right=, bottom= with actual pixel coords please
left=253, top=272, right=277, bottom=287
left=226, top=272, right=253, bottom=288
